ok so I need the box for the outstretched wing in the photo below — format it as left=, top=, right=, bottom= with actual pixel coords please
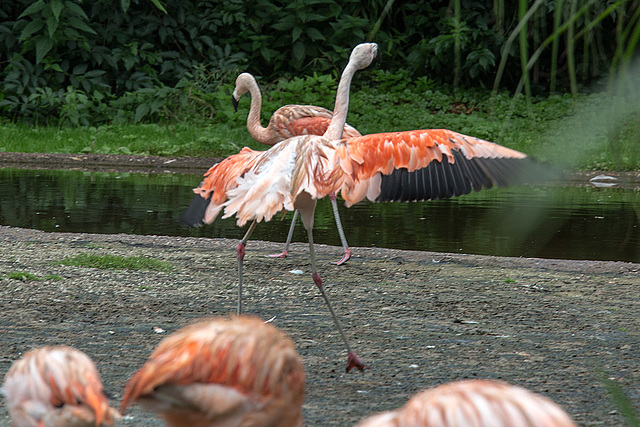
left=334, top=129, right=536, bottom=206
left=180, top=147, right=264, bottom=227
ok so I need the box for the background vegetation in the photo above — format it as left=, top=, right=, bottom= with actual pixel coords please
left=1, top=0, right=639, bottom=124
left=0, top=0, right=639, bottom=170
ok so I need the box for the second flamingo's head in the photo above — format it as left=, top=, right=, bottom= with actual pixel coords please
left=232, top=72, right=257, bottom=112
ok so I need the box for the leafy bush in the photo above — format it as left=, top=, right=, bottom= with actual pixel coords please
left=1, top=0, right=638, bottom=125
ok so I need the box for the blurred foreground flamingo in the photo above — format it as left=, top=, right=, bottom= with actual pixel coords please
left=355, top=379, right=576, bottom=427
left=2, top=346, right=119, bottom=427
left=180, top=42, right=539, bottom=373
left=121, top=316, right=305, bottom=427
left=233, top=71, right=360, bottom=265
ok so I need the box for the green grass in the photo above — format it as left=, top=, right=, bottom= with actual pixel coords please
left=0, top=122, right=260, bottom=158
left=6, top=271, right=41, bottom=281
left=5, top=271, right=62, bottom=281
left=599, top=370, right=640, bottom=427
left=1, top=79, right=639, bottom=170
left=60, top=254, right=173, bottom=272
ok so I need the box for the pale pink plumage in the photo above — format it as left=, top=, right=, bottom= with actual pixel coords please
left=233, top=72, right=358, bottom=264
left=181, top=43, right=380, bottom=373
left=355, top=379, right=576, bottom=427
left=2, top=346, right=119, bottom=427
left=120, top=316, right=305, bottom=427
left=180, top=41, right=536, bottom=373
left=187, top=127, right=530, bottom=228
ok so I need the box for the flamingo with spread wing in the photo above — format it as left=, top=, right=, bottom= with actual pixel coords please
left=232, top=72, right=360, bottom=264
left=181, top=42, right=538, bottom=373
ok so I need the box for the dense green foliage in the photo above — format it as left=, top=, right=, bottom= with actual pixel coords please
left=2, top=72, right=639, bottom=170
left=1, top=0, right=639, bottom=125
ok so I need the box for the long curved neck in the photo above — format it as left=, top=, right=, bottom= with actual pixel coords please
left=324, top=61, right=357, bottom=141
left=245, top=79, right=272, bottom=144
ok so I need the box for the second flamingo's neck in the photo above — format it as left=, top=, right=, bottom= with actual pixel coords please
left=245, top=79, right=274, bottom=145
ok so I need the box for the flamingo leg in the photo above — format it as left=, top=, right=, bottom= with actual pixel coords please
left=237, top=220, right=258, bottom=315
left=269, top=210, right=299, bottom=258
left=329, top=193, right=351, bottom=265
left=305, top=226, right=366, bottom=373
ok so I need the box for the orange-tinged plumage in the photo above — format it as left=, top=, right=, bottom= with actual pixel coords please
left=180, top=42, right=540, bottom=373
left=335, top=129, right=525, bottom=181
left=334, top=128, right=530, bottom=206
left=233, top=72, right=358, bottom=264
left=184, top=127, right=532, bottom=228
left=121, top=316, right=305, bottom=427
left=2, top=346, right=119, bottom=427
left=355, top=379, right=576, bottom=427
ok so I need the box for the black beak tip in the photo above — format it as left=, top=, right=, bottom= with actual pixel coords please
left=232, top=96, right=239, bottom=113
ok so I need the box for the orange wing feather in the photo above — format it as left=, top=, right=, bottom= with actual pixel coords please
left=338, top=129, right=526, bottom=180
left=194, top=147, right=264, bottom=206
left=180, top=147, right=266, bottom=226
left=2, top=346, right=118, bottom=427
left=334, top=129, right=533, bottom=206
left=121, top=316, right=305, bottom=427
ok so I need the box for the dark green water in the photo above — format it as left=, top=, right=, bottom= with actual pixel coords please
left=1, top=168, right=639, bottom=262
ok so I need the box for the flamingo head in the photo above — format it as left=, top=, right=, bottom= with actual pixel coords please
left=348, top=43, right=379, bottom=71
left=232, top=72, right=256, bottom=112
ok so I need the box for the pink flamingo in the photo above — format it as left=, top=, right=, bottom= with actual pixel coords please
left=355, top=379, right=576, bottom=427
left=2, top=346, right=119, bottom=427
left=181, top=42, right=536, bottom=373
left=121, top=316, right=305, bottom=427
left=232, top=71, right=359, bottom=265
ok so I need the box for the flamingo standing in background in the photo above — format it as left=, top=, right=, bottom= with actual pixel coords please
left=2, top=346, right=119, bottom=427
left=120, top=316, right=305, bottom=427
left=180, top=42, right=539, bottom=373
left=355, top=379, right=577, bottom=427
left=232, top=71, right=360, bottom=265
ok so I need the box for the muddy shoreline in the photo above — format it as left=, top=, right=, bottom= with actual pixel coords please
left=0, top=151, right=221, bottom=174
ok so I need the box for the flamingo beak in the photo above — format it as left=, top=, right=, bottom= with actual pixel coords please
left=232, top=96, right=239, bottom=113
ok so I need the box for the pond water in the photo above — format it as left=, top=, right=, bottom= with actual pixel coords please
left=1, top=168, right=639, bottom=263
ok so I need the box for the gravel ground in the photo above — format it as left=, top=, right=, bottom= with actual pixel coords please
left=0, top=225, right=638, bottom=426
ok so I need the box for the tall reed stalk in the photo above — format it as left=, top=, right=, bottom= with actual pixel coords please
left=492, top=0, right=545, bottom=92
left=550, top=0, right=565, bottom=92
left=518, top=0, right=531, bottom=97
left=453, top=0, right=462, bottom=87
left=493, top=0, right=505, bottom=35
left=567, top=0, right=578, bottom=96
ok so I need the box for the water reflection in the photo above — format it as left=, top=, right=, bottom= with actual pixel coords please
left=1, top=168, right=638, bottom=262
